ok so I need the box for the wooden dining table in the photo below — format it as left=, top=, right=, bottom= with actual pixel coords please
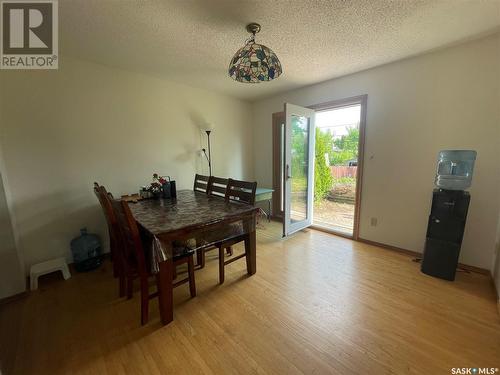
left=128, top=190, right=259, bottom=325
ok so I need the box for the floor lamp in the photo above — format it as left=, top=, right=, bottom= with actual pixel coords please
left=202, top=130, right=212, bottom=176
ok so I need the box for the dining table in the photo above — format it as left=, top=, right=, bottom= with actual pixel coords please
left=128, top=189, right=259, bottom=325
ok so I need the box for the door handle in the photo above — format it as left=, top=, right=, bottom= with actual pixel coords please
left=286, top=164, right=291, bottom=180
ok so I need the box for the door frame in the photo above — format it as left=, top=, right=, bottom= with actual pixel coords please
left=271, top=95, right=367, bottom=240
left=272, top=112, right=285, bottom=219
left=309, top=94, right=367, bottom=240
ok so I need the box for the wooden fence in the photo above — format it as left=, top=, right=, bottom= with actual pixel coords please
left=330, top=166, right=357, bottom=179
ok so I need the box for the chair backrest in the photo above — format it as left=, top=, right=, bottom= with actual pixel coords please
left=193, top=174, right=210, bottom=193
left=225, top=178, right=257, bottom=205
left=207, top=176, right=228, bottom=198
left=94, top=184, right=126, bottom=268
left=93, top=183, right=116, bottom=231
left=93, top=182, right=104, bottom=212
left=109, top=197, right=148, bottom=277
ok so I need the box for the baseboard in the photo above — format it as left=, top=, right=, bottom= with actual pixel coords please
left=493, top=279, right=500, bottom=317
left=20, top=253, right=112, bottom=294
left=457, top=263, right=490, bottom=275
left=358, top=237, right=421, bottom=257
left=357, top=237, right=490, bottom=275
left=0, top=290, right=28, bottom=305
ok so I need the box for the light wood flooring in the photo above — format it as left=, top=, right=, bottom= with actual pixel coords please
left=1, top=222, right=499, bottom=374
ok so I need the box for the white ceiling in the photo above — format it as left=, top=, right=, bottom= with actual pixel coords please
left=60, top=0, right=500, bottom=101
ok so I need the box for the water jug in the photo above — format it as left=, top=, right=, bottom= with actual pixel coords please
left=70, top=228, right=102, bottom=272
left=435, top=150, right=476, bottom=190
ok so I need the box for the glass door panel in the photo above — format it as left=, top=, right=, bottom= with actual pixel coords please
left=283, top=103, right=315, bottom=237
left=290, top=115, right=309, bottom=223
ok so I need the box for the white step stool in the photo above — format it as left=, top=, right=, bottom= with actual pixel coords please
left=30, top=257, right=71, bottom=291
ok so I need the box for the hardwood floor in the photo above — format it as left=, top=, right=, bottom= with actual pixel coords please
left=1, top=222, right=499, bottom=374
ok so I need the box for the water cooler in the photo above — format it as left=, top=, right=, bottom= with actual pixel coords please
left=420, top=150, right=476, bottom=281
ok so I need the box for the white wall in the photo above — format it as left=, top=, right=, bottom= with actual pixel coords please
left=252, top=33, right=500, bottom=271
left=0, top=160, right=25, bottom=298
left=0, top=56, right=253, bottom=274
left=0, top=76, right=26, bottom=299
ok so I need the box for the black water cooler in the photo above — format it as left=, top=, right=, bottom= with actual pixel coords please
left=420, top=150, right=476, bottom=281
left=421, top=189, right=470, bottom=281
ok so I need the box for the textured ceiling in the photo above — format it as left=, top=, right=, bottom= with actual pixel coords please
left=59, top=0, right=500, bottom=101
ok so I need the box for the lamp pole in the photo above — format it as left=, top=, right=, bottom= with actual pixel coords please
left=206, top=130, right=212, bottom=176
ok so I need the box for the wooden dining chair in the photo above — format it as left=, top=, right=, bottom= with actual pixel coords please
left=207, top=176, right=228, bottom=198
left=110, top=197, right=196, bottom=325
left=199, top=178, right=257, bottom=283
left=193, top=174, right=210, bottom=193
left=196, top=176, right=229, bottom=267
left=93, top=183, right=125, bottom=295
left=225, top=178, right=257, bottom=205
left=209, top=176, right=231, bottom=254
left=216, top=178, right=257, bottom=283
left=193, top=176, right=228, bottom=266
left=94, top=183, right=116, bottom=266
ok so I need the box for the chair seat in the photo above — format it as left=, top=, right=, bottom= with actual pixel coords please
left=196, top=222, right=244, bottom=249
left=172, top=240, right=196, bottom=260
left=126, top=239, right=195, bottom=276
left=196, top=177, right=257, bottom=284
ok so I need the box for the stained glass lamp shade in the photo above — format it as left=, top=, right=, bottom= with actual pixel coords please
left=228, top=23, right=282, bottom=83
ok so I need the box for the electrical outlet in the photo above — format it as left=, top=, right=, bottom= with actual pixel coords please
left=370, top=217, right=378, bottom=226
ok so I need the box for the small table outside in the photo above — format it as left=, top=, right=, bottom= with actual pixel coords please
left=255, top=188, right=274, bottom=222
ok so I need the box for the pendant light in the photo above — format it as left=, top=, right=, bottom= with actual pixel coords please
left=228, top=23, right=282, bottom=83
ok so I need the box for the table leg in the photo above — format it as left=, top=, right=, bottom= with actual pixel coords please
left=244, top=229, right=257, bottom=275
left=156, top=258, right=174, bottom=325
left=196, top=249, right=204, bottom=268
left=268, top=199, right=272, bottom=222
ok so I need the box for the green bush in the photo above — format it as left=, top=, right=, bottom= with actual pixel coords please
left=314, top=129, right=333, bottom=201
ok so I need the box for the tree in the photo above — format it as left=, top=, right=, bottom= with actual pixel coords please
left=288, top=118, right=334, bottom=201
left=290, top=117, right=307, bottom=180
left=331, top=127, right=359, bottom=165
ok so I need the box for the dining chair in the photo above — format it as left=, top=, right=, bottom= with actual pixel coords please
left=110, top=197, right=196, bottom=325
left=200, top=178, right=257, bottom=283
left=193, top=174, right=210, bottom=193
left=217, top=178, right=257, bottom=283
left=225, top=178, right=257, bottom=205
left=93, top=183, right=125, bottom=295
left=193, top=175, right=228, bottom=266
left=196, top=176, right=230, bottom=267
left=207, top=176, right=228, bottom=198
left=209, top=177, right=232, bottom=247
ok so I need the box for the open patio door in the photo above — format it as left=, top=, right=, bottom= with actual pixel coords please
left=283, top=103, right=316, bottom=237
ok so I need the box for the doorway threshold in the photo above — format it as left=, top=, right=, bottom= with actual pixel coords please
left=310, top=223, right=353, bottom=239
